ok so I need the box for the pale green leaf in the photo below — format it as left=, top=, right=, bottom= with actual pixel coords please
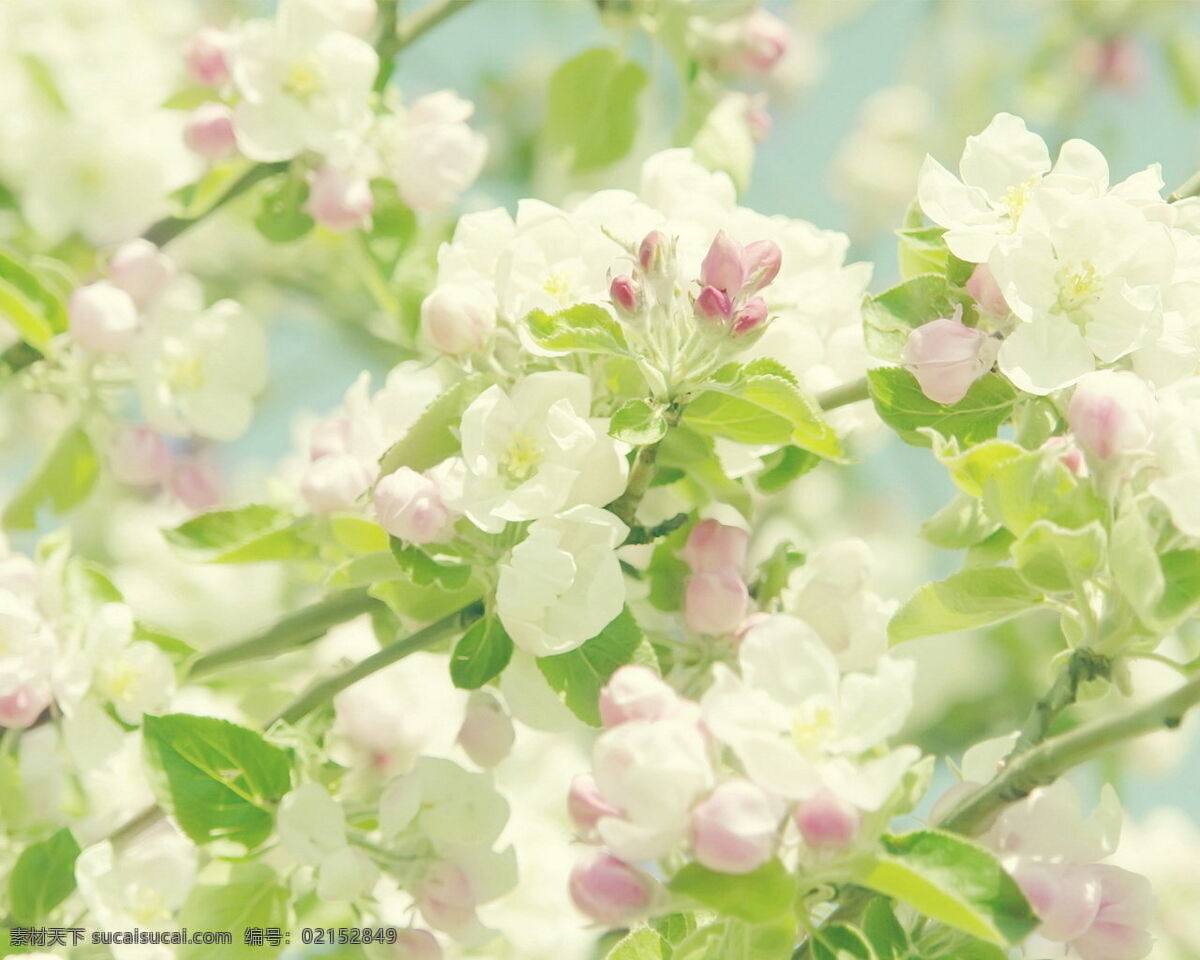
left=526, top=303, right=629, bottom=356
left=451, top=615, right=513, bottom=690
left=1011, top=519, right=1106, bottom=594
left=545, top=48, right=648, bottom=173
left=379, top=375, right=491, bottom=475
left=8, top=828, right=80, bottom=924
left=537, top=606, right=647, bottom=726
left=611, top=399, right=668, bottom=445
left=3, top=425, right=99, bottom=529
left=178, top=863, right=288, bottom=960
left=164, top=505, right=317, bottom=564
left=889, top=567, right=1044, bottom=644
left=668, top=859, right=794, bottom=925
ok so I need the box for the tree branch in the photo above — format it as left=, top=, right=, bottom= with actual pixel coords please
left=608, top=402, right=684, bottom=525
left=1006, top=646, right=1111, bottom=758
left=816, top=377, right=870, bottom=411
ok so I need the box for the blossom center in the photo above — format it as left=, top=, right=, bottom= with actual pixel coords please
left=791, top=704, right=835, bottom=752
left=1056, top=260, right=1102, bottom=313
left=130, top=886, right=170, bottom=926
left=542, top=273, right=573, bottom=304
left=162, top=352, right=206, bottom=392
left=1001, top=177, right=1038, bottom=226
left=283, top=57, right=325, bottom=101
left=500, top=432, right=543, bottom=484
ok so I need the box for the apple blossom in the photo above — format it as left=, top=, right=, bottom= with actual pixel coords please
left=568, top=852, right=654, bottom=926
left=598, top=665, right=691, bottom=727
left=183, top=103, right=237, bottom=161
left=183, top=28, right=232, bottom=86
left=683, top=519, right=749, bottom=573
left=609, top=275, right=642, bottom=316
left=793, top=787, right=862, bottom=849
left=1149, top=379, right=1200, bottom=536
left=457, top=692, right=515, bottom=768
left=0, top=685, right=50, bottom=730
left=448, top=373, right=628, bottom=534
left=69, top=281, right=139, bottom=353
left=568, top=773, right=620, bottom=838
left=965, top=262, right=1009, bottom=317
left=684, top=567, right=750, bottom=636
left=495, top=506, right=628, bottom=657
left=393, top=930, right=443, bottom=960
left=307, top=164, right=373, bottom=230
left=901, top=308, right=999, bottom=404
left=689, top=779, right=780, bottom=874
left=109, top=426, right=173, bottom=486
left=170, top=456, right=222, bottom=510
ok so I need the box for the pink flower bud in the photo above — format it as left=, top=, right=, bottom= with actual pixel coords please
left=732, top=296, right=769, bottom=337
left=309, top=417, right=350, bottom=460
left=184, top=103, right=237, bottom=162
left=901, top=312, right=998, bottom=405
left=793, top=789, right=861, bottom=849
left=1072, top=865, right=1155, bottom=960
left=457, top=692, right=514, bottom=768
left=417, top=861, right=476, bottom=935
left=394, top=929, right=442, bottom=960
left=1041, top=436, right=1088, bottom=477
left=684, top=569, right=749, bottom=636
left=609, top=275, right=642, bottom=316
left=108, top=240, right=176, bottom=307
left=1097, top=38, right=1143, bottom=92
left=568, top=852, right=653, bottom=926
left=0, top=686, right=50, bottom=729
left=301, top=454, right=375, bottom=514
left=638, top=230, right=666, bottom=275
left=69, top=281, right=139, bottom=353
left=1066, top=370, right=1155, bottom=463
left=1013, top=862, right=1102, bottom=943
left=746, top=105, right=772, bottom=143
left=965, top=264, right=1009, bottom=317
left=568, top=772, right=621, bottom=837
left=420, top=284, right=496, bottom=355
left=599, top=665, right=681, bottom=727
left=743, top=10, right=790, bottom=73
left=694, top=285, right=734, bottom=327
left=700, top=231, right=745, bottom=294
left=183, top=28, right=231, bottom=87
left=374, top=467, right=452, bottom=544
left=683, top=519, right=748, bottom=573
left=110, top=426, right=174, bottom=486
left=690, top=780, right=778, bottom=874
left=171, top=457, right=221, bottom=511
left=740, top=240, right=782, bottom=295
left=305, top=165, right=373, bottom=232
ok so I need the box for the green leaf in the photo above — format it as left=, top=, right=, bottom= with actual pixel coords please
left=896, top=227, right=949, bottom=281
left=685, top=365, right=843, bottom=460
left=647, top=521, right=691, bottom=612
left=889, top=567, right=1044, bottom=644
left=537, top=606, right=647, bottom=725
left=63, top=557, right=124, bottom=613
left=3, top=425, right=98, bottom=529
left=929, top=437, right=1024, bottom=498
left=863, top=274, right=972, bottom=362
left=370, top=575, right=484, bottom=624
left=651, top=913, right=700, bottom=946
left=390, top=538, right=472, bottom=590
left=861, top=899, right=909, bottom=960
left=1111, top=496, right=1165, bottom=624
left=868, top=369, right=1015, bottom=448
left=668, top=859, right=794, bottom=925
left=611, top=399, right=668, bottom=445
left=861, top=830, right=1038, bottom=946
left=754, top=541, right=805, bottom=607
left=545, top=47, right=649, bottom=173
left=756, top=445, right=820, bottom=493
left=178, top=863, right=289, bottom=960
left=657, top=425, right=751, bottom=517
left=980, top=451, right=1101, bottom=538
left=254, top=172, right=313, bottom=243
left=8, top=828, right=81, bottom=924
left=451, top=615, right=514, bottom=689
left=921, top=494, right=1000, bottom=550
left=165, top=505, right=317, bottom=563
left=526, top=303, right=629, bottom=355
left=142, top=714, right=292, bottom=849
left=162, top=86, right=218, bottom=110
left=672, top=919, right=794, bottom=960
left=1011, top=519, right=1105, bottom=594
left=1157, top=550, right=1200, bottom=627
left=379, top=375, right=491, bottom=475
left=606, top=927, right=668, bottom=960
left=811, top=924, right=877, bottom=960
left=1165, top=33, right=1200, bottom=109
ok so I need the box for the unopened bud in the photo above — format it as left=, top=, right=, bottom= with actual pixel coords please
left=743, top=10, right=790, bottom=73
left=599, top=665, right=681, bottom=727
left=690, top=779, right=778, bottom=874
left=110, top=426, right=173, bottom=486
left=568, top=852, right=653, bottom=926
left=1066, top=370, right=1155, bottom=462
left=183, top=28, right=231, bottom=87
left=901, top=309, right=998, bottom=405
left=638, top=230, right=667, bottom=275
left=568, top=772, right=620, bottom=837
left=609, top=275, right=641, bottom=316
left=1071, top=865, right=1154, bottom=960
left=0, top=686, right=50, bottom=730
left=184, top=103, right=237, bottom=161
left=306, top=165, right=373, bottom=232
left=965, top=264, right=1009, bottom=317
left=420, top=284, right=496, bottom=355
left=684, top=569, right=749, bottom=636
left=374, top=467, right=452, bottom=544
left=457, top=692, right=514, bottom=768
left=793, top=789, right=860, bottom=849
left=700, top=230, right=745, bottom=294
left=69, top=281, right=139, bottom=353
left=301, top=454, right=374, bottom=514
left=108, top=240, right=176, bottom=307
left=417, top=861, right=475, bottom=935
left=740, top=240, right=782, bottom=295
left=682, top=518, right=748, bottom=573
left=732, top=296, right=769, bottom=337
left=1013, top=862, right=1101, bottom=943
left=694, top=285, right=733, bottom=327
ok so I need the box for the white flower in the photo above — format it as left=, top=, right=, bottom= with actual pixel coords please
left=83, top=604, right=174, bottom=725
left=277, top=782, right=379, bottom=902
left=449, top=372, right=628, bottom=533
left=380, top=757, right=510, bottom=853
left=376, top=91, right=487, bottom=213
left=988, top=781, right=1123, bottom=865
left=591, top=717, right=714, bottom=862
left=230, top=1, right=377, bottom=162
left=1150, top=379, right=1200, bottom=537
left=992, top=195, right=1175, bottom=394
left=700, top=614, right=918, bottom=809
left=496, top=506, right=628, bottom=657
left=135, top=298, right=267, bottom=441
